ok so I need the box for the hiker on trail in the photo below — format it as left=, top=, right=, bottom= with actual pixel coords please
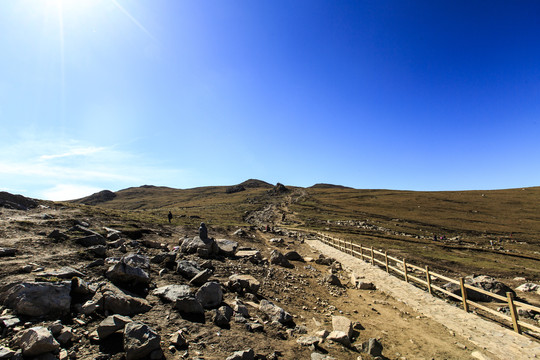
left=168, top=211, right=172, bottom=223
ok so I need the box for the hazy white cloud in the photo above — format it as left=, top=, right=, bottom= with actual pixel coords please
left=41, top=184, right=104, bottom=201
left=39, top=146, right=106, bottom=160
left=0, top=135, right=188, bottom=200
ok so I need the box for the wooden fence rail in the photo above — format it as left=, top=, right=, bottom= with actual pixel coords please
left=316, top=232, right=540, bottom=337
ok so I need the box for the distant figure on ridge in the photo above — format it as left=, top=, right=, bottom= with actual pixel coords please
left=168, top=211, right=173, bottom=223
left=199, top=222, right=208, bottom=241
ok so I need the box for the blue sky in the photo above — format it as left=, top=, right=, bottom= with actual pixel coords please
left=1, top=1, right=539, bottom=200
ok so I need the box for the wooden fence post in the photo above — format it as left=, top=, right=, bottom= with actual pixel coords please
left=403, top=259, right=409, bottom=282
left=384, top=251, right=389, bottom=273
left=459, top=277, right=469, bottom=312
left=360, top=244, right=364, bottom=261
left=425, top=265, right=432, bottom=295
left=370, top=246, right=375, bottom=265
left=507, top=292, right=521, bottom=334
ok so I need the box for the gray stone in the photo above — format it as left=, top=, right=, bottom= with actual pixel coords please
left=246, top=322, right=264, bottom=332
left=106, top=261, right=150, bottom=286
left=284, top=251, right=304, bottom=262
left=311, top=353, right=335, bottom=360
left=0, top=248, right=16, bottom=257
left=324, top=274, right=342, bottom=286
left=87, top=245, right=107, bottom=257
left=0, top=315, right=20, bottom=328
left=56, top=327, right=73, bottom=345
left=195, top=282, right=223, bottom=309
left=357, top=282, right=376, bottom=290
left=169, top=330, right=187, bottom=348
left=235, top=250, right=262, bottom=260
left=297, top=336, right=320, bottom=346
left=269, top=250, right=293, bottom=268
left=361, top=338, right=383, bottom=357
left=232, top=300, right=250, bottom=317
left=97, top=314, right=132, bottom=339
left=71, top=277, right=95, bottom=296
left=516, top=283, right=539, bottom=292
left=176, top=260, right=201, bottom=279
left=74, top=234, right=106, bottom=247
left=123, top=254, right=150, bottom=269
left=152, top=285, right=191, bottom=303
left=0, top=346, right=15, bottom=359
left=190, top=269, right=213, bottom=286
left=0, top=282, right=71, bottom=318
left=174, top=297, right=204, bottom=315
left=98, top=283, right=151, bottom=315
left=225, top=348, right=254, bottom=360
left=151, top=252, right=176, bottom=265
left=332, top=316, right=353, bottom=339
left=259, top=300, right=292, bottom=324
left=38, top=266, right=85, bottom=279
left=214, top=305, right=233, bottom=327
left=47, top=230, right=68, bottom=241
left=444, top=275, right=515, bottom=302
left=227, top=274, right=260, bottom=294
left=13, top=327, right=60, bottom=356
left=123, top=322, right=161, bottom=360
left=327, top=330, right=350, bottom=347
left=216, top=239, right=238, bottom=256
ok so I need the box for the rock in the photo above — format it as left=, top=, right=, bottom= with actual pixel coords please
left=284, top=251, right=304, bottom=262
left=516, top=283, right=539, bottom=292
left=190, top=269, right=213, bottom=286
left=176, top=260, right=202, bottom=279
left=327, top=330, right=350, bottom=347
left=71, top=277, right=95, bottom=296
left=0, top=191, right=37, bottom=210
left=361, top=338, right=383, bottom=357
left=235, top=250, right=262, bottom=260
left=214, top=305, right=233, bottom=327
left=13, top=327, right=60, bottom=356
left=0, top=282, right=71, bottom=318
left=108, top=238, right=126, bottom=249
left=297, top=336, right=320, bottom=347
left=269, top=238, right=284, bottom=245
left=174, top=297, right=204, bottom=315
left=151, top=252, right=176, bottom=265
left=123, top=322, right=161, bottom=360
left=0, top=248, right=16, bottom=257
left=216, top=239, right=238, bottom=256
left=86, top=259, right=105, bottom=268
left=199, top=222, right=209, bottom=241
left=357, top=282, right=376, bottom=290
left=311, top=353, right=335, bottom=360
left=259, top=300, right=292, bottom=324
left=87, top=245, right=107, bottom=258
left=332, top=316, right=353, bottom=339
left=0, top=347, right=15, bottom=359
left=269, top=250, right=293, bottom=268
left=232, top=300, right=250, bottom=317
left=233, top=228, right=246, bottom=237
left=123, top=254, right=150, bottom=269
left=0, top=314, right=20, bottom=329
left=444, top=275, right=515, bottom=302
left=195, top=282, right=223, bottom=309
left=55, top=327, right=74, bottom=345
left=74, top=234, right=106, bottom=247
left=97, top=314, right=132, bottom=339
left=47, top=229, right=68, bottom=242
left=226, top=348, right=255, bottom=360
left=152, top=285, right=192, bottom=303
left=106, top=261, right=150, bottom=287
left=38, top=266, right=85, bottom=279
left=315, top=255, right=335, bottom=266
left=246, top=322, right=264, bottom=332
left=181, top=236, right=218, bottom=257
left=315, top=329, right=329, bottom=340
left=98, top=283, right=151, bottom=315
left=169, top=330, right=187, bottom=348
left=324, top=274, right=342, bottom=286
left=227, top=274, right=261, bottom=294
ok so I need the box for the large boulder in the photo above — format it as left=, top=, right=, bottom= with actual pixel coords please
left=106, top=261, right=150, bottom=287
left=74, top=235, right=106, bottom=247
left=152, top=285, right=192, bottom=303
left=97, top=283, right=151, bottom=316
left=214, top=305, right=233, bottom=327
left=332, top=316, right=353, bottom=339
left=444, top=275, right=515, bottom=302
left=174, top=297, right=204, bottom=315
left=37, top=267, right=85, bottom=279
left=284, top=251, right=304, bottom=262
left=97, top=315, right=132, bottom=340
left=195, top=282, right=223, bottom=309
left=269, top=250, right=293, bottom=268
left=259, top=300, right=292, bottom=324
left=216, top=239, right=238, bottom=256
left=190, top=269, right=213, bottom=286
left=0, top=282, right=71, bottom=318
left=0, top=192, right=37, bottom=210
left=226, top=274, right=260, bottom=294
left=176, top=260, right=202, bottom=279
left=361, top=338, right=383, bottom=357
left=13, top=327, right=59, bottom=356
left=122, top=254, right=150, bottom=269
left=327, top=330, right=350, bottom=347
left=180, top=236, right=218, bottom=257
left=123, top=322, right=162, bottom=360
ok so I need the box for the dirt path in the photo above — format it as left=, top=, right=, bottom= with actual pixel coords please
left=308, top=240, right=540, bottom=360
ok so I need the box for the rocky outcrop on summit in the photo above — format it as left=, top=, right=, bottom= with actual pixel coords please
left=0, top=191, right=37, bottom=210
left=74, top=190, right=116, bottom=205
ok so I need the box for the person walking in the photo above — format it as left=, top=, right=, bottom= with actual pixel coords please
left=168, top=211, right=173, bottom=223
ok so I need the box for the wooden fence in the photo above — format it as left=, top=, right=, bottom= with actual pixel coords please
left=316, top=232, right=540, bottom=337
